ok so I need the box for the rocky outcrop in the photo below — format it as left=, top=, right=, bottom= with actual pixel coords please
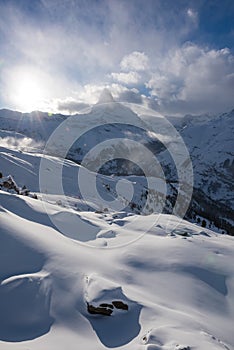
left=87, top=300, right=128, bottom=316
left=0, top=174, right=37, bottom=199
left=112, top=300, right=128, bottom=310
left=0, top=175, right=20, bottom=194
left=87, top=303, right=113, bottom=316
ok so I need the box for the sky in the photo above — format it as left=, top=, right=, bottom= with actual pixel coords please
left=0, top=0, right=233, bottom=116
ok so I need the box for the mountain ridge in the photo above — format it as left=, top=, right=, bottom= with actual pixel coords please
left=0, top=104, right=233, bottom=234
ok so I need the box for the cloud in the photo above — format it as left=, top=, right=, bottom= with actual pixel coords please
left=0, top=1, right=233, bottom=116
left=108, top=44, right=234, bottom=115
left=146, top=44, right=234, bottom=115
left=55, top=99, right=90, bottom=114
left=117, top=89, right=143, bottom=104
left=109, top=51, right=150, bottom=94
left=50, top=41, right=234, bottom=116
left=187, top=8, right=198, bottom=24
left=120, top=52, right=149, bottom=71
left=0, top=133, right=43, bottom=151
left=0, top=1, right=157, bottom=112
left=111, top=71, right=141, bottom=84
left=49, top=84, right=144, bottom=114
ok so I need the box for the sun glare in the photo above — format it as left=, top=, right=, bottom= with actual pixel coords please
left=15, top=77, right=44, bottom=112
left=7, top=68, right=49, bottom=112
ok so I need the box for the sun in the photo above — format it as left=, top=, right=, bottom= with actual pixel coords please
left=7, top=67, right=49, bottom=112
left=15, top=77, right=45, bottom=112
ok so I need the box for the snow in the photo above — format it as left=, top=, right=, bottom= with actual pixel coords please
left=1, top=102, right=232, bottom=216
left=0, top=101, right=234, bottom=349
left=0, top=143, right=234, bottom=350
left=172, top=110, right=234, bottom=208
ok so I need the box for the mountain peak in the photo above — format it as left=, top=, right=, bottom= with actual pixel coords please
left=97, top=89, right=115, bottom=104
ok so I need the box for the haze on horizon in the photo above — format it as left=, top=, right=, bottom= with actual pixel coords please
left=0, top=0, right=233, bottom=116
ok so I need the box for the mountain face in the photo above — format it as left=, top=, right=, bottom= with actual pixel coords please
left=0, top=103, right=233, bottom=234
left=180, top=111, right=234, bottom=208
left=171, top=110, right=234, bottom=233
left=1, top=100, right=234, bottom=350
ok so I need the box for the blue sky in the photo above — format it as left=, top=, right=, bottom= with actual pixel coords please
left=0, top=0, right=233, bottom=115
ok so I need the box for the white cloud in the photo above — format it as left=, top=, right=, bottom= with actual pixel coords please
left=0, top=1, right=233, bottom=116
left=116, top=88, right=143, bottom=104
left=146, top=44, right=234, bottom=114
left=78, top=83, right=142, bottom=105
left=55, top=98, right=90, bottom=114
left=111, top=71, right=141, bottom=84
left=49, top=84, right=144, bottom=114
left=51, top=44, right=234, bottom=116
left=120, top=51, right=149, bottom=71
left=187, top=8, right=198, bottom=24
left=0, top=134, right=43, bottom=150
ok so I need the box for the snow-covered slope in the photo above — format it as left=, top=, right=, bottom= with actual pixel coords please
left=0, top=146, right=234, bottom=350
left=179, top=110, right=234, bottom=207
left=0, top=100, right=233, bottom=235
left=0, top=145, right=171, bottom=216
left=170, top=110, right=234, bottom=234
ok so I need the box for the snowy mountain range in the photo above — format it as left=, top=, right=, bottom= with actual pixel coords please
left=0, top=94, right=234, bottom=350
left=0, top=95, right=233, bottom=233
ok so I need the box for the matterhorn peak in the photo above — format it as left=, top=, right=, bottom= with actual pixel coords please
left=97, top=88, right=115, bottom=104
